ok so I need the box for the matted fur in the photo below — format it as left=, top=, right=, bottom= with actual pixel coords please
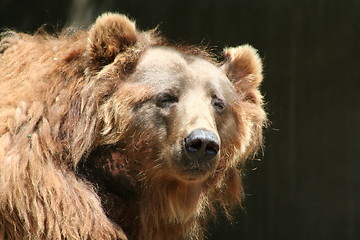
left=0, top=13, right=266, bottom=240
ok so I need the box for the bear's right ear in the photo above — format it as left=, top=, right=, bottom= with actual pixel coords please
left=86, top=13, right=138, bottom=72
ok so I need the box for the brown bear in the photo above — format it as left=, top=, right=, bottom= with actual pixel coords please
left=0, top=13, right=266, bottom=240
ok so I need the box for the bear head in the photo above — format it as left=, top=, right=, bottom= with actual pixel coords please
left=84, top=13, right=265, bottom=184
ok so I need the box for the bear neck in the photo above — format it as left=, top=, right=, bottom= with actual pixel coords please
left=136, top=179, right=208, bottom=240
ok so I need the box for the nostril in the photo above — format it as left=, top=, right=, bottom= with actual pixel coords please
left=187, top=139, right=202, bottom=152
left=205, top=142, right=219, bottom=155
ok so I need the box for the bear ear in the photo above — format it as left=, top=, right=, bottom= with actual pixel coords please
left=87, top=13, right=138, bottom=72
left=221, top=45, right=263, bottom=103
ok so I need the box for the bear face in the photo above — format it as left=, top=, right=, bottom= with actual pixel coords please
left=0, top=12, right=266, bottom=240
left=121, top=46, right=239, bottom=183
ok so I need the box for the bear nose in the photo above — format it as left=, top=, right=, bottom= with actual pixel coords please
left=184, top=129, right=220, bottom=162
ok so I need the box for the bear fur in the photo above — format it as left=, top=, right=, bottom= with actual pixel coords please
left=0, top=13, right=266, bottom=240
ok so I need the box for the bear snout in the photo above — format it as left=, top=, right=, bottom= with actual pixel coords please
left=184, top=129, right=220, bottom=163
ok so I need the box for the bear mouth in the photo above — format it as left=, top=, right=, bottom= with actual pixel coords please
left=173, top=151, right=218, bottom=182
left=184, top=165, right=210, bottom=175
left=178, top=165, right=216, bottom=182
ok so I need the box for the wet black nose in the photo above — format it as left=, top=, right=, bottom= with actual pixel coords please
left=184, top=129, right=220, bottom=162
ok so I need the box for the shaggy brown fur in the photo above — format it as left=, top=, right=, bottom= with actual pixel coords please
left=0, top=13, right=266, bottom=240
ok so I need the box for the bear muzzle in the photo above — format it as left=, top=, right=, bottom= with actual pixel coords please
left=175, top=129, right=220, bottom=181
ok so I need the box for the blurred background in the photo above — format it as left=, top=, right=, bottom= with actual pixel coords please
left=1, top=0, right=359, bottom=239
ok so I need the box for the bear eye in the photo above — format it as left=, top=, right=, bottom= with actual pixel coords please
left=211, top=95, right=226, bottom=114
left=156, top=92, right=178, bottom=108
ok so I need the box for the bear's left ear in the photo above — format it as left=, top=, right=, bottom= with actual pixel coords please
left=87, top=13, right=138, bottom=72
left=221, top=45, right=263, bottom=103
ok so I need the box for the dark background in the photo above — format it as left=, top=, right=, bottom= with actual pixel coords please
left=1, top=0, right=359, bottom=239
